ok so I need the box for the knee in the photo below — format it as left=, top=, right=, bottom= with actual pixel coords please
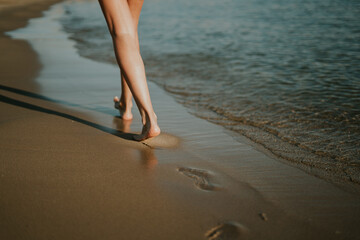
left=109, top=26, right=136, bottom=40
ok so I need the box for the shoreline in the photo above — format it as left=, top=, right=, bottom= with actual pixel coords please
left=1, top=1, right=360, bottom=239
left=0, top=0, right=63, bottom=93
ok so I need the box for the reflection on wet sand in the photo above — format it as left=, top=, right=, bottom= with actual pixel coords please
left=140, top=149, right=158, bottom=170
left=113, top=116, right=132, bottom=133
left=112, top=116, right=158, bottom=169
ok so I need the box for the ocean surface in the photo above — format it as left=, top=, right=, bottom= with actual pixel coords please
left=60, top=0, right=360, bottom=183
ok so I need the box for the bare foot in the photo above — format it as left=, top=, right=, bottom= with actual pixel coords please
left=133, top=120, right=161, bottom=141
left=114, top=96, right=133, bottom=120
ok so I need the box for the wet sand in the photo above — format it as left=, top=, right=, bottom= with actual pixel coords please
left=1, top=1, right=360, bottom=239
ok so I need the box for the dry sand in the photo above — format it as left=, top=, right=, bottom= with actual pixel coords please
left=1, top=0, right=360, bottom=239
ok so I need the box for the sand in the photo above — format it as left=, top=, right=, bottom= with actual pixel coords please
left=1, top=0, right=360, bottom=239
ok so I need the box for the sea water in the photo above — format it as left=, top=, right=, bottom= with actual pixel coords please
left=60, top=0, right=360, bottom=182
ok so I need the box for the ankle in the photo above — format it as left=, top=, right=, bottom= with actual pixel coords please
left=143, top=111, right=158, bottom=126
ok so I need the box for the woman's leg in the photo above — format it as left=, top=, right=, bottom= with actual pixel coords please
left=116, top=0, right=144, bottom=120
left=99, top=0, right=160, bottom=140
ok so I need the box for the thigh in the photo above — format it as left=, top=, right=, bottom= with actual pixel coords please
left=98, top=0, right=135, bottom=37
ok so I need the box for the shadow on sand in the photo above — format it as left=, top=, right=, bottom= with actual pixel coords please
left=0, top=84, right=181, bottom=149
left=0, top=84, right=114, bottom=115
left=0, top=92, right=136, bottom=141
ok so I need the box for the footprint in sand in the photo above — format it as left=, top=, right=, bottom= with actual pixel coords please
left=177, top=167, right=219, bottom=191
left=205, top=222, right=248, bottom=240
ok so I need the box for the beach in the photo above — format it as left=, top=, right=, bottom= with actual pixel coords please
left=1, top=0, right=360, bottom=239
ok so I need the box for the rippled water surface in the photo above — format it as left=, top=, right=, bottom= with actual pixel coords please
left=60, top=0, right=360, bottom=183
